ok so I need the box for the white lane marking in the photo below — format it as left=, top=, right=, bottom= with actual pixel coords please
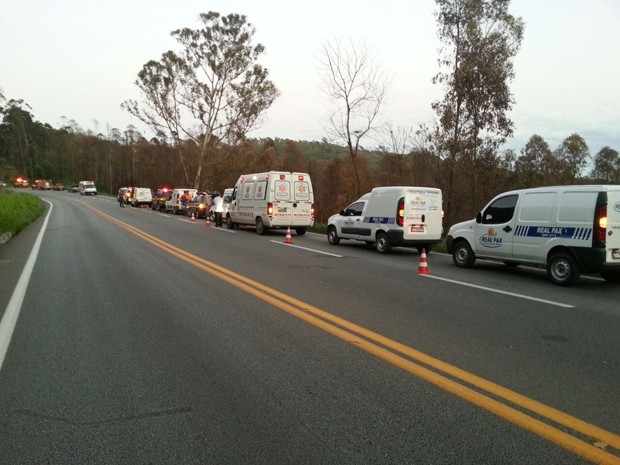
left=270, top=240, right=343, bottom=257
left=420, top=274, right=575, bottom=308
left=0, top=200, right=53, bottom=371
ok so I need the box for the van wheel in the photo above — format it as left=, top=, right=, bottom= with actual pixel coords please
left=295, top=227, right=306, bottom=236
left=547, top=252, right=580, bottom=286
left=256, top=218, right=266, bottom=235
left=327, top=226, right=340, bottom=245
left=601, top=271, right=620, bottom=283
left=226, top=215, right=235, bottom=229
left=375, top=232, right=391, bottom=254
left=452, top=241, right=475, bottom=268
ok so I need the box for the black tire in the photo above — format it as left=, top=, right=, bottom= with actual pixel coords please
left=601, top=271, right=620, bottom=284
left=256, top=218, right=266, bottom=235
left=226, top=215, right=235, bottom=229
left=452, top=241, right=475, bottom=268
left=295, top=227, right=306, bottom=236
left=375, top=232, right=391, bottom=254
left=547, top=252, right=580, bottom=286
left=327, top=226, right=340, bottom=245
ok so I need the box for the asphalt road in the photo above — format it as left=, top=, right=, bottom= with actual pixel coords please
left=0, top=190, right=619, bottom=465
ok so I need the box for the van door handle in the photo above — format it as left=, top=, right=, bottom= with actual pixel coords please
left=503, top=226, right=513, bottom=233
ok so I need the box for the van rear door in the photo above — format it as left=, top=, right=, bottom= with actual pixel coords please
left=402, top=188, right=443, bottom=241
left=606, top=189, right=620, bottom=262
left=270, top=173, right=313, bottom=227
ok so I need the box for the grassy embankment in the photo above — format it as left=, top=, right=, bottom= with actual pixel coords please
left=0, top=189, right=44, bottom=237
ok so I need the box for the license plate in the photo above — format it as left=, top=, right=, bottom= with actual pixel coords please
left=410, top=225, right=424, bottom=233
left=613, top=249, right=620, bottom=259
left=279, top=207, right=288, bottom=212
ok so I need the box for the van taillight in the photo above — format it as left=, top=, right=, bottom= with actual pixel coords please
left=267, top=202, right=273, bottom=216
left=595, top=205, right=607, bottom=242
left=311, top=204, right=315, bottom=217
left=397, top=197, right=405, bottom=227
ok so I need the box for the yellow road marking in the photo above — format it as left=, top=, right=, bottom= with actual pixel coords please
left=87, top=203, right=620, bottom=465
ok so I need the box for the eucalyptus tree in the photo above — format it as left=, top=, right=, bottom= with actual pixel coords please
left=123, top=12, right=279, bottom=188
left=590, top=146, right=619, bottom=183
left=432, top=0, right=524, bottom=212
left=317, top=38, right=390, bottom=197
left=555, top=133, right=590, bottom=182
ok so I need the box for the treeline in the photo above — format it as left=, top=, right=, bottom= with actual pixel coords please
left=0, top=98, right=618, bottom=226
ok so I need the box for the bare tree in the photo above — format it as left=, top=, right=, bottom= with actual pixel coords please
left=317, top=38, right=390, bottom=197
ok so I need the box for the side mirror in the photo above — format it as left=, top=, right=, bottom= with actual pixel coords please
left=340, top=209, right=346, bottom=216
left=476, top=212, right=482, bottom=223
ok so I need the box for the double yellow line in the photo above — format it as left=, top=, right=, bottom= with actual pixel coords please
left=92, top=204, right=620, bottom=465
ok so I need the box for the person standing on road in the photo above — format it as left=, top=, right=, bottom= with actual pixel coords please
left=212, top=192, right=224, bottom=227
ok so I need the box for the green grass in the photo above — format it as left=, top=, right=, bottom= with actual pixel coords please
left=0, top=190, right=45, bottom=236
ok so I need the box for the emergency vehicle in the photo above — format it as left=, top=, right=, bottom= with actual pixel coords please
left=226, top=172, right=314, bottom=235
left=447, top=185, right=620, bottom=286
left=78, top=180, right=97, bottom=195
left=327, top=186, right=444, bottom=254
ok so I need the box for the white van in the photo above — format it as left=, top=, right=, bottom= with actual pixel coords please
left=165, top=188, right=197, bottom=214
left=78, top=180, right=97, bottom=196
left=447, top=185, right=620, bottom=285
left=130, top=187, right=153, bottom=208
left=327, top=186, right=444, bottom=254
left=226, top=172, right=314, bottom=235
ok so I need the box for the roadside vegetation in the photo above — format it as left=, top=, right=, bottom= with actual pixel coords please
left=0, top=189, right=44, bottom=236
left=1, top=1, right=618, bottom=232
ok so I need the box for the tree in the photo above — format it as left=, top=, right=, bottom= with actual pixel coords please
left=555, top=133, right=590, bottom=182
left=514, top=134, right=564, bottom=187
left=123, top=11, right=279, bottom=189
left=590, top=146, right=619, bottom=183
left=432, top=0, right=524, bottom=214
left=317, top=38, right=390, bottom=197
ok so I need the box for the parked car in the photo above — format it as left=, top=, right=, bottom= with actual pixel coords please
left=327, top=186, right=444, bottom=254
left=447, top=184, right=620, bottom=285
left=130, top=187, right=153, bottom=207
left=151, top=187, right=172, bottom=212
left=186, top=192, right=213, bottom=219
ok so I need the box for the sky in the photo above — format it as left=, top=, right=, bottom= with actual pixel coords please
left=1, top=0, right=619, bottom=158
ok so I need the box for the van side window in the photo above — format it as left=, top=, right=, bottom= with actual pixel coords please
left=482, top=195, right=518, bottom=224
left=345, top=201, right=365, bottom=216
left=255, top=181, right=267, bottom=200
left=242, top=182, right=254, bottom=200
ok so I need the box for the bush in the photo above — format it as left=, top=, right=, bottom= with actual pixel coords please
left=0, top=190, right=44, bottom=236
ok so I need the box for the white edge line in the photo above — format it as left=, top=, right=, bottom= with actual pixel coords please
left=270, top=240, right=343, bottom=257
left=421, top=274, right=575, bottom=308
left=0, top=200, right=53, bottom=370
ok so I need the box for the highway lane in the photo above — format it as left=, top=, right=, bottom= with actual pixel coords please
left=0, top=190, right=619, bottom=464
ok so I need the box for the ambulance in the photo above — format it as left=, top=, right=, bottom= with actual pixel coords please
left=327, top=186, right=444, bottom=254
left=447, top=185, right=620, bottom=286
left=78, top=180, right=97, bottom=195
left=226, top=172, right=314, bottom=235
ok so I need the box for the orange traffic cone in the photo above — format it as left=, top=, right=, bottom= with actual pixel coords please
left=284, top=226, right=293, bottom=244
left=417, top=248, right=429, bottom=274
left=191, top=212, right=195, bottom=223
left=205, top=216, right=211, bottom=228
